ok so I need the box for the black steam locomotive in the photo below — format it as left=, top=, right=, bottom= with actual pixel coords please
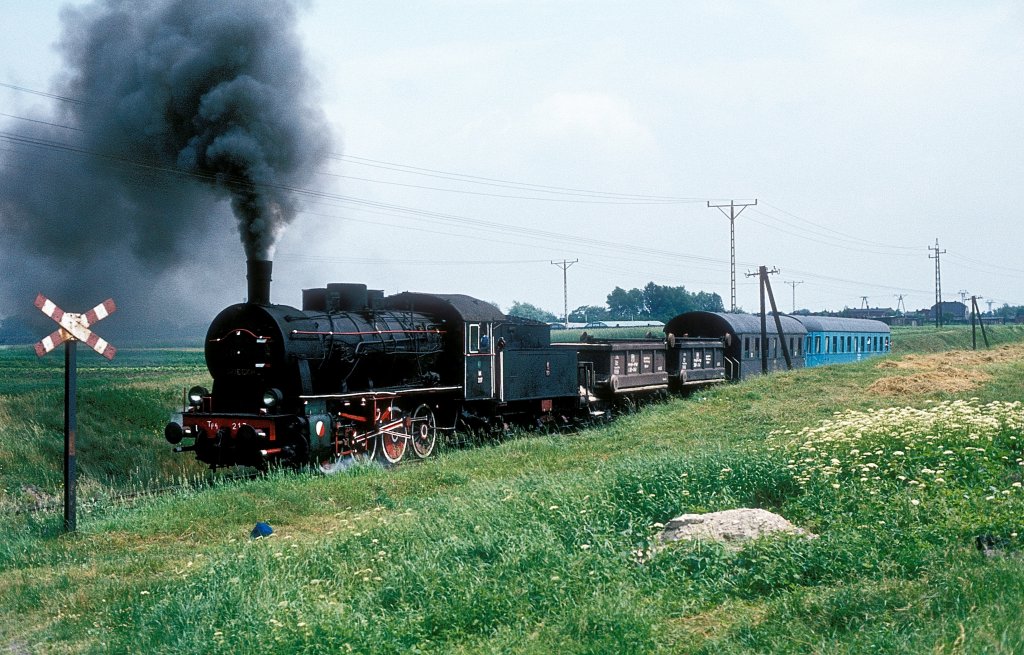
left=164, top=260, right=729, bottom=472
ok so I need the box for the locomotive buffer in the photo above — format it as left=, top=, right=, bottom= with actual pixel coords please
left=33, top=293, right=117, bottom=533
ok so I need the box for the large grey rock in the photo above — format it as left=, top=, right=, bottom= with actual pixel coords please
left=657, top=508, right=812, bottom=548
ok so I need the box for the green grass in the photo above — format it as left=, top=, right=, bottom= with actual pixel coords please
left=0, top=346, right=211, bottom=510
left=891, top=324, right=1024, bottom=353
left=2, top=327, right=1024, bottom=653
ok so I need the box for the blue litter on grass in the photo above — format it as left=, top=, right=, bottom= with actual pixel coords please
left=251, top=522, right=273, bottom=539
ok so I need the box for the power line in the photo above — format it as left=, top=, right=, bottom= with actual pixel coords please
left=759, top=202, right=920, bottom=252
left=333, top=153, right=707, bottom=202
left=1, top=84, right=1015, bottom=307
left=0, top=81, right=87, bottom=105
left=0, top=124, right=934, bottom=298
left=316, top=169, right=693, bottom=205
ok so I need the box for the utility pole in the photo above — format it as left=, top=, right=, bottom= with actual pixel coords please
left=784, top=280, right=803, bottom=313
left=551, top=259, right=578, bottom=328
left=708, top=199, right=757, bottom=312
left=746, top=266, right=791, bottom=374
left=929, top=239, right=946, bottom=327
left=970, top=296, right=990, bottom=350
left=860, top=296, right=869, bottom=309
left=959, top=289, right=969, bottom=305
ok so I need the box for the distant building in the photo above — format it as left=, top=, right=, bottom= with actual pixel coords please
left=925, top=301, right=968, bottom=322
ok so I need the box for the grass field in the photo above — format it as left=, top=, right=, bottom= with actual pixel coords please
left=2, top=326, right=1024, bottom=653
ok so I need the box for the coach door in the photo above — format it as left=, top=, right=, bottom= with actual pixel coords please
left=465, top=322, right=495, bottom=400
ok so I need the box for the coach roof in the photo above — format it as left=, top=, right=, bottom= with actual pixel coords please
left=665, top=311, right=808, bottom=339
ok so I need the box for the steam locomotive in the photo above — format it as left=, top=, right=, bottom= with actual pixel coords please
left=164, top=260, right=890, bottom=472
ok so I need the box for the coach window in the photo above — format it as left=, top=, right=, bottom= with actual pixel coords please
left=885, top=336, right=890, bottom=351
left=754, top=337, right=760, bottom=358
left=468, top=324, right=481, bottom=353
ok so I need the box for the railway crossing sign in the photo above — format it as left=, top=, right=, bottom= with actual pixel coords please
left=34, top=294, right=117, bottom=360
left=33, top=293, right=117, bottom=533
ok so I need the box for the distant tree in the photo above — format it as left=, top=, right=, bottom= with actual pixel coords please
left=642, top=282, right=693, bottom=319
left=995, top=303, right=1024, bottom=319
left=692, top=291, right=726, bottom=313
left=568, top=305, right=609, bottom=323
left=606, top=287, right=646, bottom=319
left=507, top=301, right=558, bottom=323
left=607, top=283, right=724, bottom=321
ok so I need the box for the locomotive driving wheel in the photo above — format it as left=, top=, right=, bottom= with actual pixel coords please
left=377, top=404, right=408, bottom=464
left=411, top=404, right=437, bottom=458
left=318, top=427, right=379, bottom=475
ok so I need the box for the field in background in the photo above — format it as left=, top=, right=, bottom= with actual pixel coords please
left=2, top=325, right=1024, bottom=653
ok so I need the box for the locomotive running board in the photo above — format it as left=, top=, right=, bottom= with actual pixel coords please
left=299, top=385, right=462, bottom=401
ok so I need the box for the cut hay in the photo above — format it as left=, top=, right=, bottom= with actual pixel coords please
left=869, top=344, right=1024, bottom=395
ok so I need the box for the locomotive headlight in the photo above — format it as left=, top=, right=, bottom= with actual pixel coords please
left=188, top=385, right=209, bottom=407
left=262, top=387, right=284, bottom=409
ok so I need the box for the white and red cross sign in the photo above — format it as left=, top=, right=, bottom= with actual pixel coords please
left=34, top=293, right=117, bottom=360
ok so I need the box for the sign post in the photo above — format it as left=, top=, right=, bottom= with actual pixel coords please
left=64, top=339, right=77, bottom=532
left=33, top=294, right=116, bottom=533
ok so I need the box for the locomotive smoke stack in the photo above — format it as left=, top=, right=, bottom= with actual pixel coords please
left=247, top=259, right=273, bottom=305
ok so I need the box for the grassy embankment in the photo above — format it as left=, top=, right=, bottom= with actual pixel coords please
left=1, top=325, right=1024, bottom=653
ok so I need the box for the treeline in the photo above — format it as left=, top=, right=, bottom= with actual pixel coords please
left=993, top=304, right=1024, bottom=320
left=509, top=282, right=725, bottom=323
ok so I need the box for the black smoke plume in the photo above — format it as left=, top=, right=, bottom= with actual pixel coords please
left=0, top=0, right=330, bottom=339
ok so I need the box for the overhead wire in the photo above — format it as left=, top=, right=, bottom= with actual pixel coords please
left=0, top=121, right=939, bottom=298
left=332, top=153, right=707, bottom=202
left=1, top=80, right=1019, bottom=306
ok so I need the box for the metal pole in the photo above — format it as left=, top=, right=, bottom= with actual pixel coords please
left=64, top=339, right=77, bottom=533
left=929, top=239, right=945, bottom=328
left=709, top=200, right=756, bottom=312
left=729, top=211, right=737, bottom=312
left=784, top=280, right=803, bottom=313
left=551, top=259, right=577, bottom=328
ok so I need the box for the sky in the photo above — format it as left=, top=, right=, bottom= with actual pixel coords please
left=2, top=0, right=1023, bottom=339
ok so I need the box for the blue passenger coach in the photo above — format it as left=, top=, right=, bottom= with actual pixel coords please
left=791, top=316, right=890, bottom=367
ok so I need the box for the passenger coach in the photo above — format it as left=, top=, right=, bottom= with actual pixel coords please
left=664, top=312, right=807, bottom=381
left=790, top=316, right=890, bottom=367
